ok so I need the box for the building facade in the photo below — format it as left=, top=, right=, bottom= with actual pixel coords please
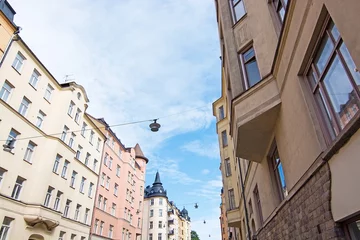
left=213, top=0, right=360, bottom=239
left=141, top=172, right=191, bottom=240
left=0, top=0, right=17, bottom=63
left=0, top=33, right=105, bottom=240
left=88, top=116, right=148, bottom=240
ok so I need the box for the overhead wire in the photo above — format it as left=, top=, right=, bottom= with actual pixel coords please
left=0, top=104, right=211, bottom=142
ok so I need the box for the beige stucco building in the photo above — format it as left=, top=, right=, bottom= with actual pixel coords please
left=213, top=0, right=360, bottom=239
left=0, top=21, right=106, bottom=240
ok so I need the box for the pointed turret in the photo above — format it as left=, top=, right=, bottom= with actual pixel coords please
left=154, top=171, right=162, bottom=185
left=134, top=143, right=149, bottom=163
left=144, top=171, right=167, bottom=198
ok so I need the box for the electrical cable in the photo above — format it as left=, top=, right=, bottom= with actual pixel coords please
left=0, top=104, right=211, bottom=142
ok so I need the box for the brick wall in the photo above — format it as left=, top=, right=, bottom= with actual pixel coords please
left=256, top=164, right=345, bottom=240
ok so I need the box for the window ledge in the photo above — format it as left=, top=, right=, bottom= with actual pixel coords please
left=53, top=171, right=59, bottom=176
left=43, top=97, right=51, bottom=104
left=70, top=186, right=75, bottom=190
left=323, top=114, right=360, bottom=161
left=232, top=13, right=248, bottom=29
left=23, top=159, right=32, bottom=165
left=12, top=66, right=21, bottom=75
left=28, top=83, right=38, bottom=91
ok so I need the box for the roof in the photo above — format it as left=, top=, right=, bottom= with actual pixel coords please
left=144, top=171, right=167, bottom=198
left=134, top=143, right=149, bottom=163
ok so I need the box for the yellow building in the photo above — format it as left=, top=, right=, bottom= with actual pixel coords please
left=213, top=0, right=360, bottom=239
left=0, top=34, right=106, bottom=239
left=0, top=0, right=19, bottom=65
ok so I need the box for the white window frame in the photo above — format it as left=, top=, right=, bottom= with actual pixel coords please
left=11, top=177, right=24, bottom=200
left=18, top=97, right=30, bottom=116
left=36, top=110, right=46, bottom=128
left=12, top=52, right=25, bottom=72
left=61, top=160, right=69, bottom=178
left=79, top=177, right=86, bottom=193
left=24, top=141, right=36, bottom=163
left=53, top=155, right=61, bottom=173
left=29, top=69, right=40, bottom=88
left=0, top=81, right=13, bottom=102
left=44, top=84, right=54, bottom=102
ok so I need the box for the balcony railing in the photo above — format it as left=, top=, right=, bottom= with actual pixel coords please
left=168, top=219, right=174, bottom=225
left=168, top=230, right=174, bottom=235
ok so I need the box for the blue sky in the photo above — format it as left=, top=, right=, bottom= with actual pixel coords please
left=11, top=0, right=222, bottom=238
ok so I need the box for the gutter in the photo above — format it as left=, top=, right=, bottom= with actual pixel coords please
left=0, top=26, right=21, bottom=68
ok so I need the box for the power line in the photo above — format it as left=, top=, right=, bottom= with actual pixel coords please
left=0, top=104, right=211, bottom=142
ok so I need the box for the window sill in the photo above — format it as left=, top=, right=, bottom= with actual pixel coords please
left=80, top=191, right=84, bottom=195
left=28, top=83, right=38, bottom=91
left=68, top=113, right=73, bottom=118
left=232, top=13, right=248, bottom=29
left=12, top=66, right=21, bottom=75
left=2, top=149, right=15, bottom=155
left=70, top=186, right=75, bottom=190
left=23, top=159, right=32, bottom=165
left=323, top=114, right=360, bottom=161
left=53, top=171, right=59, bottom=175
left=43, top=97, right=51, bottom=104
left=61, top=176, right=67, bottom=180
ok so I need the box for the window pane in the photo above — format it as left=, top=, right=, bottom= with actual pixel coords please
left=278, top=7, right=285, bottom=21
left=340, top=43, right=360, bottom=86
left=348, top=219, right=360, bottom=239
left=308, top=69, right=318, bottom=89
left=234, top=1, right=245, bottom=21
left=314, top=35, right=334, bottom=74
left=329, top=21, right=340, bottom=42
left=323, top=55, right=359, bottom=129
left=243, top=48, right=255, bottom=62
left=315, top=89, right=337, bottom=139
left=245, top=60, right=261, bottom=87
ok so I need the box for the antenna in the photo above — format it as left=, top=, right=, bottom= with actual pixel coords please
left=64, top=74, right=75, bottom=83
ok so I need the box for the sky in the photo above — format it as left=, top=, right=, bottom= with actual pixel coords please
left=10, top=0, right=222, bottom=238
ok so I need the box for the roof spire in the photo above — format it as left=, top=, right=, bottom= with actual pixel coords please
left=154, top=171, right=162, bottom=185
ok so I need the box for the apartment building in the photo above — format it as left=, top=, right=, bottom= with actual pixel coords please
left=213, top=0, right=360, bottom=239
left=88, top=116, right=148, bottom=240
left=220, top=188, right=229, bottom=240
left=0, top=0, right=17, bottom=62
left=0, top=31, right=105, bottom=240
left=142, top=172, right=191, bottom=240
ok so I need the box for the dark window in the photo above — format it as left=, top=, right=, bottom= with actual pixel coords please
left=225, top=158, right=231, bottom=176
left=272, top=0, right=288, bottom=22
left=228, top=189, right=236, bottom=210
left=229, top=0, right=246, bottom=23
left=221, top=131, right=228, bottom=147
left=269, top=143, right=288, bottom=201
left=219, top=106, right=225, bottom=120
left=253, top=185, right=263, bottom=225
left=307, top=19, right=360, bottom=143
left=347, top=215, right=360, bottom=239
left=240, top=47, right=261, bottom=89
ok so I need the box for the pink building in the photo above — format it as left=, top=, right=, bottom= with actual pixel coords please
left=88, top=117, right=148, bottom=240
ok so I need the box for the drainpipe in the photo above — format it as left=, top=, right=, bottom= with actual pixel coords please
left=0, top=26, right=21, bottom=68
left=237, top=157, right=252, bottom=240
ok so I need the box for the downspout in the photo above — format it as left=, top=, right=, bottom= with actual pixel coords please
left=237, top=157, right=252, bottom=240
left=0, top=26, right=21, bottom=68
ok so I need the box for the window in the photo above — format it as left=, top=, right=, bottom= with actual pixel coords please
left=108, top=157, right=113, bottom=169
left=69, top=133, right=76, bottom=148
left=150, top=221, right=153, bottom=229
left=111, top=203, right=116, bottom=216
left=149, top=234, right=153, bottom=240
left=0, top=81, right=13, bottom=102
left=94, top=219, right=99, bottom=233
left=101, top=173, right=105, bottom=186
left=100, top=221, right=104, bottom=235
left=116, top=164, right=121, bottom=177
left=70, top=171, right=77, bottom=188
left=53, top=191, right=62, bottom=211
left=228, top=189, right=236, bottom=210
left=29, top=69, right=40, bottom=88
left=44, top=84, right=54, bottom=102
left=24, top=141, right=36, bottom=163
left=114, top=183, right=119, bottom=196
left=61, top=160, right=69, bottom=178
left=0, top=168, right=6, bottom=187
left=53, top=155, right=61, bottom=173
left=103, top=198, right=107, bottom=211
left=85, top=153, right=90, bottom=166
left=124, top=208, right=127, bottom=218
left=44, top=186, right=54, bottom=207
left=150, top=209, right=154, bottom=217
left=74, top=204, right=81, bottom=221
left=253, top=185, right=263, bottom=225
left=347, top=216, right=360, bottom=240
left=0, top=217, right=13, bottom=240
left=109, top=225, right=114, bottom=238
left=271, top=0, right=288, bottom=22
left=93, top=159, right=98, bottom=171
left=84, top=208, right=89, bottom=224
left=104, top=153, right=108, bottom=166
left=5, top=129, right=18, bottom=150
left=88, top=182, right=94, bottom=198
left=98, top=195, right=103, bottom=208
left=11, top=176, right=25, bottom=200
left=225, top=158, right=232, bottom=176
left=76, top=145, right=82, bottom=159
left=230, top=0, right=245, bottom=22
left=36, top=111, right=45, bottom=128
left=61, top=126, right=69, bottom=142
left=89, top=131, right=94, bottom=144
left=219, top=105, right=225, bottom=120
left=240, top=47, right=261, bottom=88
left=75, top=108, right=81, bottom=123
left=306, top=19, right=360, bottom=141
left=150, top=199, right=154, bottom=205
left=248, top=199, right=253, bottom=216
left=68, top=101, right=75, bottom=116
left=137, top=218, right=141, bottom=228
left=269, top=144, right=288, bottom=200
left=81, top=122, right=87, bottom=136
left=221, top=130, right=228, bottom=147
left=58, top=231, right=66, bottom=240
left=12, top=52, right=25, bottom=72
left=158, top=233, right=162, bottom=240
left=18, top=97, right=30, bottom=116
left=96, top=138, right=101, bottom=151
left=159, top=209, right=163, bottom=217
left=71, top=234, right=76, bottom=240
left=80, top=177, right=86, bottom=193
left=63, top=199, right=71, bottom=217
left=106, top=176, right=110, bottom=189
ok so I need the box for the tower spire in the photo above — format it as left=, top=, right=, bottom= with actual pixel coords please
left=154, top=171, right=162, bottom=185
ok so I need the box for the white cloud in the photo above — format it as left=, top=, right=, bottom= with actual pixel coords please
left=186, top=175, right=222, bottom=201
left=201, top=169, right=210, bottom=175
left=182, top=139, right=220, bottom=159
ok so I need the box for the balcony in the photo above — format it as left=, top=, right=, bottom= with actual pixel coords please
left=168, top=219, right=174, bottom=225
left=168, top=209, right=174, bottom=215
left=226, top=207, right=241, bottom=228
left=168, top=229, right=175, bottom=235
left=233, top=75, right=281, bottom=162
